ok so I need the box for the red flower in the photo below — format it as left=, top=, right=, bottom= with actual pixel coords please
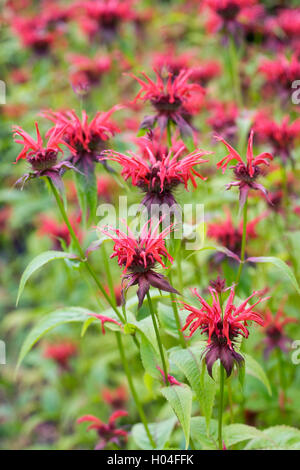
left=207, top=100, right=238, bottom=143
left=77, top=410, right=128, bottom=450
left=181, top=286, right=268, bottom=377
left=152, top=49, right=192, bottom=76
left=102, top=385, right=128, bottom=409
left=103, top=143, right=210, bottom=210
left=216, top=130, right=273, bottom=208
left=262, top=307, right=297, bottom=358
left=156, top=366, right=182, bottom=386
left=68, top=53, right=111, bottom=95
left=12, top=122, right=77, bottom=190
left=43, top=341, right=77, bottom=369
left=189, top=61, right=222, bottom=86
left=37, top=214, right=81, bottom=250
left=86, top=312, right=122, bottom=334
left=129, top=69, right=205, bottom=137
left=254, top=112, right=300, bottom=164
left=11, top=15, right=58, bottom=55
left=42, top=107, right=121, bottom=175
left=207, top=209, right=266, bottom=260
left=101, top=219, right=178, bottom=308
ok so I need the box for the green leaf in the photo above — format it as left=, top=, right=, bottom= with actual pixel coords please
left=132, top=417, right=177, bottom=450
left=16, top=307, right=94, bottom=370
left=244, top=353, right=272, bottom=395
left=170, top=346, right=216, bottom=431
left=190, top=417, right=218, bottom=450
left=246, top=256, right=300, bottom=296
left=16, top=251, right=77, bottom=306
left=223, top=424, right=267, bottom=448
left=161, top=385, right=192, bottom=449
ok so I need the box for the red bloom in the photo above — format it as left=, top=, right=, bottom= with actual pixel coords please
left=77, top=410, right=128, bottom=450
left=43, top=341, right=77, bottom=369
left=216, top=130, right=273, bottom=207
left=152, top=49, right=192, bottom=76
left=68, top=53, right=111, bottom=95
left=12, top=122, right=77, bottom=190
left=262, top=307, right=297, bottom=358
left=101, top=219, right=178, bottom=308
left=181, top=286, right=268, bottom=377
left=86, top=312, right=122, bottom=334
left=130, top=69, right=205, bottom=137
left=207, top=100, right=238, bottom=143
left=254, top=112, right=300, bottom=164
left=103, top=144, right=210, bottom=210
left=11, top=15, right=58, bottom=55
left=37, top=214, right=81, bottom=250
left=207, top=209, right=266, bottom=260
left=42, top=107, right=121, bottom=175
left=102, top=385, right=128, bottom=409
left=156, top=366, right=182, bottom=386
left=189, top=61, right=222, bottom=86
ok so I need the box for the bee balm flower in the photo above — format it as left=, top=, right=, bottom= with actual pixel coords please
left=181, top=286, right=268, bottom=377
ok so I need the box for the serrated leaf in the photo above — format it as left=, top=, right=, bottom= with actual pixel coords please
left=170, top=346, right=216, bottom=431
left=16, top=251, right=77, bottom=305
left=223, top=424, right=267, bottom=448
left=132, top=417, right=177, bottom=450
left=16, top=307, right=94, bottom=370
left=244, top=353, right=272, bottom=395
left=161, top=385, right=192, bottom=449
left=190, top=417, right=218, bottom=450
left=246, top=256, right=300, bottom=296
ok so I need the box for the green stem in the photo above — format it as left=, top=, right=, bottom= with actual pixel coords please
left=47, top=177, right=124, bottom=323
left=116, top=332, right=156, bottom=448
left=236, top=198, right=248, bottom=286
left=146, top=291, right=169, bottom=384
left=276, top=347, right=286, bottom=410
left=228, top=36, right=243, bottom=108
left=218, top=364, right=225, bottom=450
left=227, top=378, right=234, bottom=424
left=168, top=271, right=186, bottom=349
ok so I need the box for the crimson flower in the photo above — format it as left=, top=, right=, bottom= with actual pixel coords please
left=216, top=130, right=273, bottom=208
left=102, top=385, right=128, bottom=409
left=262, top=307, right=297, bottom=359
left=189, top=61, right=222, bottom=86
left=156, top=366, right=182, bottom=386
left=152, top=49, right=192, bottom=76
left=207, top=100, right=238, bottom=143
left=82, top=0, right=135, bottom=43
left=181, top=286, right=268, bottom=377
left=207, top=209, right=266, bottom=261
left=254, top=112, right=300, bottom=164
left=68, top=53, right=111, bottom=95
left=13, top=122, right=77, bottom=191
left=103, top=144, right=210, bottom=211
left=37, top=214, right=81, bottom=251
left=42, top=107, right=121, bottom=176
left=43, top=341, right=77, bottom=369
left=101, top=219, right=178, bottom=308
left=130, top=69, right=205, bottom=138
left=77, top=410, right=128, bottom=450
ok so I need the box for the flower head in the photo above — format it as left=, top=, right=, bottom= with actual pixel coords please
left=43, top=341, right=77, bottom=369
left=12, top=122, right=77, bottom=190
left=130, top=69, right=205, bottom=137
left=37, top=214, right=81, bottom=250
left=216, top=130, right=273, bottom=208
left=102, top=385, right=128, bottom=409
left=42, top=107, right=121, bottom=175
left=68, top=54, right=111, bottom=95
left=77, top=410, right=128, bottom=450
left=103, top=144, right=210, bottom=211
left=262, top=307, right=297, bottom=358
left=181, top=286, right=268, bottom=377
left=100, top=219, right=178, bottom=308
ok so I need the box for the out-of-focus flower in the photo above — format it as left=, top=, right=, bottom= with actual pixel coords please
left=77, top=410, right=128, bottom=450
left=181, top=286, right=267, bottom=377
left=103, top=144, right=210, bottom=211
left=152, top=49, right=192, bottom=76
left=207, top=100, right=238, bottom=143
left=100, top=219, right=178, bottom=308
left=156, top=366, right=182, bottom=386
left=262, top=307, right=297, bottom=358
left=68, top=54, right=111, bottom=95
left=130, top=69, right=205, bottom=138
left=37, top=214, right=81, bottom=250
left=207, top=209, right=266, bottom=260
left=42, top=107, right=121, bottom=176
left=11, top=15, right=58, bottom=55
left=12, top=122, right=77, bottom=190
left=189, top=61, right=222, bottom=86
left=216, top=130, right=273, bottom=208
left=80, top=0, right=136, bottom=43
left=102, top=385, right=128, bottom=409
left=258, top=55, right=300, bottom=103
left=43, top=341, right=77, bottom=369
left=254, top=112, right=300, bottom=164
left=97, top=175, right=119, bottom=202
